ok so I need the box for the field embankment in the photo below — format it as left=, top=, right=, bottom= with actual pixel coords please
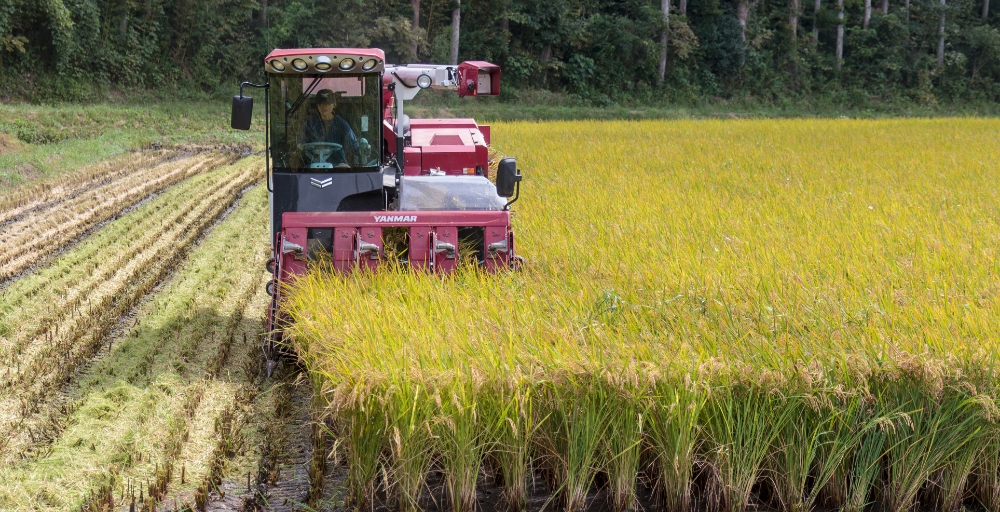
left=0, top=103, right=262, bottom=192
left=286, top=118, right=1000, bottom=512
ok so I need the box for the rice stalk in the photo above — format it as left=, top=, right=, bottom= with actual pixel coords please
left=974, top=433, right=1000, bottom=511
left=703, top=383, right=796, bottom=512
left=481, top=380, right=538, bottom=512
left=538, top=374, right=613, bottom=512
left=432, top=381, right=484, bottom=512
left=768, top=394, right=822, bottom=512
left=385, top=380, right=434, bottom=512
left=646, top=374, right=706, bottom=512
left=601, top=377, right=647, bottom=512
left=342, top=386, right=388, bottom=509
left=878, top=372, right=991, bottom=512
left=844, top=429, right=886, bottom=512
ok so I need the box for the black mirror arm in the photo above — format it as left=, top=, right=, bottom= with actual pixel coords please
left=504, top=178, right=520, bottom=210
left=240, top=81, right=268, bottom=96
left=239, top=81, right=272, bottom=191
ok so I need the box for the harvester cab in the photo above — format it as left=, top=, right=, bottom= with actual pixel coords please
left=230, top=48, right=523, bottom=372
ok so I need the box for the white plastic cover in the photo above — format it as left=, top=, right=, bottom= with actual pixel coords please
left=398, top=175, right=507, bottom=211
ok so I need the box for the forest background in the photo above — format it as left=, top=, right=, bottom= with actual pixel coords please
left=2, top=0, right=1000, bottom=111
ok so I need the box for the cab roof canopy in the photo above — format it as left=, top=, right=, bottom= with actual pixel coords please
left=264, top=48, right=386, bottom=74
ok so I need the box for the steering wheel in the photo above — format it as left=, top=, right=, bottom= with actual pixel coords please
left=358, top=138, right=378, bottom=167
left=299, top=142, right=344, bottom=169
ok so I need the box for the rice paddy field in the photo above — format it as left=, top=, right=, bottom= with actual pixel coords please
left=2, top=112, right=1000, bottom=512
left=286, top=119, right=1000, bottom=512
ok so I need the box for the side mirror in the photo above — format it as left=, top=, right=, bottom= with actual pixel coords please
left=231, top=95, right=253, bottom=130
left=496, top=158, right=521, bottom=197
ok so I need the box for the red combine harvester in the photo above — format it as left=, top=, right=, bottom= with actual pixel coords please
left=230, top=48, right=523, bottom=371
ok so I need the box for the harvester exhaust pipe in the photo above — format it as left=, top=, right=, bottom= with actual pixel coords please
left=389, top=82, right=406, bottom=172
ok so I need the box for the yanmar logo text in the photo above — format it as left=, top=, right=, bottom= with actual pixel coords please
left=374, top=215, right=418, bottom=223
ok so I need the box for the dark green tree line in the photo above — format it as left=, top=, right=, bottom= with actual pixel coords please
left=1, top=0, right=998, bottom=103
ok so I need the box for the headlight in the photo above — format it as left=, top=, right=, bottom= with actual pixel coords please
left=416, top=73, right=432, bottom=89
left=315, top=56, right=332, bottom=71
left=362, top=58, right=379, bottom=71
left=291, top=58, right=308, bottom=71
left=270, top=60, right=285, bottom=71
left=339, top=58, right=356, bottom=71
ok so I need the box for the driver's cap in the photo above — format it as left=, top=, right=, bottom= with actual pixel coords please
left=314, top=89, right=338, bottom=105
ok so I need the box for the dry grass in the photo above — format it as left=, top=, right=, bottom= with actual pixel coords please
left=0, top=181, right=271, bottom=511
left=0, top=133, right=24, bottom=156
left=0, top=145, right=247, bottom=280
left=0, top=156, right=263, bottom=466
left=285, top=118, right=1000, bottom=512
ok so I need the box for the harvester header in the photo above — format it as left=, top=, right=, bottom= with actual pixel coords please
left=229, top=47, right=523, bottom=372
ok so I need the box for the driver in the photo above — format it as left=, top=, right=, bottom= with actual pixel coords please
left=298, top=89, right=362, bottom=167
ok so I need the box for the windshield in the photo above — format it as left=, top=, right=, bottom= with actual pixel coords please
left=269, top=73, right=382, bottom=172
left=398, top=176, right=507, bottom=211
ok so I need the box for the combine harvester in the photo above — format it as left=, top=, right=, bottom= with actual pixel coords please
left=230, top=48, right=523, bottom=371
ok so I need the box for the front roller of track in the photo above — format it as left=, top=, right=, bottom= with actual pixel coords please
left=263, top=256, right=290, bottom=378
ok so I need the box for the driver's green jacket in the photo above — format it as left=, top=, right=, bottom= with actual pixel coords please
left=298, top=115, right=359, bottom=165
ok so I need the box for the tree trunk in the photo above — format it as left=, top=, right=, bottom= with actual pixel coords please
left=813, top=0, right=821, bottom=44
left=540, top=43, right=551, bottom=62
left=120, top=8, right=128, bottom=36
left=411, top=0, right=420, bottom=58
left=937, top=0, right=945, bottom=67
left=449, top=0, right=460, bottom=65
left=836, top=0, right=844, bottom=70
left=500, top=17, right=509, bottom=31
left=737, top=0, right=749, bottom=41
left=863, top=0, right=871, bottom=28
left=681, top=0, right=688, bottom=15
left=905, top=0, right=910, bottom=17
left=790, top=0, right=800, bottom=42
left=659, top=0, right=670, bottom=83
left=261, top=0, right=267, bottom=27
left=881, top=0, right=888, bottom=13
left=983, top=0, right=989, bottom=20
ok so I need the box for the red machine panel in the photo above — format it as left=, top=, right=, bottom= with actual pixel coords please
left=403, top=147, right=422, bottom=176
left=279, top=228, right=308, bottom=282
left=482, top=226, right=511, bottom=271
left=421, top=145, right=476, bottom=175
left=432, top=226, right=458, bottom=273
left=280, top=210, right=514, bottom=275
left=333, top=227, right=356, bottom=272
left=357, top=226, right=382, bottom=271
left=409, top=226, right=432, bottom=270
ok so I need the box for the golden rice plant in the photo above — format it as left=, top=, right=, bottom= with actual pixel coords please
left=285, top=118, right=1000, bottom=512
